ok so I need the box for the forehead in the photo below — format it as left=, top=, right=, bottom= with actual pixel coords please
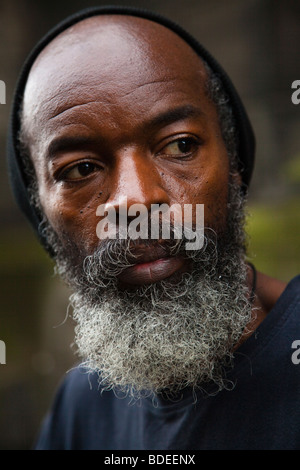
left=27, top=15, right=206, bottom=82
left=22, top=16, right=210, bottom=132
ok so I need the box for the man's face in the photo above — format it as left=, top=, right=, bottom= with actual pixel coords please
left=23, top=15, right=230, bottom=261
left=22, top=16, right=251, bottom=397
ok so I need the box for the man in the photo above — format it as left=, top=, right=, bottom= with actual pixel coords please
left=7, top=6, right=300, bottom=450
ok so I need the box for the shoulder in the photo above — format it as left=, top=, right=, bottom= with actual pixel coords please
left=244, top=271, right=300, bottom=340
left=52, top=365, right=116, bottom=420
left=254, top=272, right=300, bottom=319
left=58, top=365, right=99, bottom=399
left=255, top=271, right=288, bottom=313
left=34, top=366, right=105, bottom=449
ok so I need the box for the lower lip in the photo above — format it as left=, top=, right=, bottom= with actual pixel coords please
left=118, top=256, right=187, bottom=286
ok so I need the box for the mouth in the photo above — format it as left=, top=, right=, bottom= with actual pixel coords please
left=117, top=244, right=189, bottom=286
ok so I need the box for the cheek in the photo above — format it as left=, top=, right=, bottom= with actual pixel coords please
left=198, top=168, right=230, bottom=231
left=39, top=184, right=101, bottom=253
left=165, top=162, right=230, bottom=232
left=195, top=143, right=231, bottom=231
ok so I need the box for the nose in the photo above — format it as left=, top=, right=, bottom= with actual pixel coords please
left=103, top=148, right=170, bottom=218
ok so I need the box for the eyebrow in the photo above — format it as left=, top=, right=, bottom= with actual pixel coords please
left=147, top=104, right=205, bottom=129
left=46, top=104, right=205, bottom=160
left=46, top=135, right=99, bottom=161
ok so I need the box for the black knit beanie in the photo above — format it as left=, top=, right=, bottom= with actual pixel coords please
left=6, top=5, right=255, bottom=253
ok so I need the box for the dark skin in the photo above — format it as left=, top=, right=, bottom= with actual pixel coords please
left=22, top=15, right=287, bottom=345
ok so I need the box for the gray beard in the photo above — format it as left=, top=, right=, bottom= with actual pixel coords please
left=45, top=180, right=253, bottom=400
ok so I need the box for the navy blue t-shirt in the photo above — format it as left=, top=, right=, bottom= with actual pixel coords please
left=35, top=275, right=300, bottom=450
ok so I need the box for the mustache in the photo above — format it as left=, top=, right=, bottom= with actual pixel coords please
left=82, top=225, right=217, bottom=287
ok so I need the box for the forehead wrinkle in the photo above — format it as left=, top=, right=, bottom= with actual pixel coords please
left=49, top=100, right=100, bottom=121
left=118, top=78, right=178, bottom=100
left=47, top=78, right=180, bottom=120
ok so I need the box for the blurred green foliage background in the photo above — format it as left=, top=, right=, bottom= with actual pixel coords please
left=247, top=154, right=300, bottom=281
left=247, top=198, right=300, bottom=281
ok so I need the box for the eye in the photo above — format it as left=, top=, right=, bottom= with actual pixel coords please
left=61, top=161, right=99, bottom=181
left=158, top=137, right=200, bottom=157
